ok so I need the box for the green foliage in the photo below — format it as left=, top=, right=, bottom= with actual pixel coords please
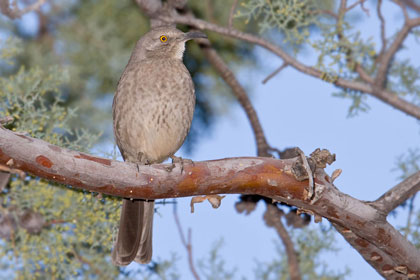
left=0, top=37, right=121, bottom=279
left=406, top=210, right=420, bottom=249
left=332, top=90, right=370, bottom=117
left=255, top=226, right=349, bottom=280
left=239, top=0, right=420, bottom=117
left=236, top=0, right=331, bottom=46
left=197, top=238, right=237, bottom=280
left=395, top=148, right=420, bottom=180
left=388, top=60, right=420, bottom=105
left=394, top=149, right=420, bottom=249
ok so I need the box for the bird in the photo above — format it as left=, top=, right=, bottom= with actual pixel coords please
left=111, top=26, right=207, bottom=266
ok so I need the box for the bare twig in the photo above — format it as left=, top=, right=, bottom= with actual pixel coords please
left=173, top=203, right=200, bottom=280
left=312, top=9, right=338, bottom=19
left=393, top=0, right=410, bottom=20
left=346, top=0, right=369, bottom=15
left=199, top=42, right=271, bottom=157
left=372, top=170, right=420, bottom=214
left=0, top=0, right=47, bottom=19
left=264, top=204, right=301, bottom=280
left=402, top=0, right=420, bottom=13
left=158, top=13, right=420, bottom=119
left=374, top=17, right=420, bottom=88
left=377, top=0, right=387, bottom=58
left=228, top=0, right=238, bottom=29
left=262, top=62, right=288, bottom=84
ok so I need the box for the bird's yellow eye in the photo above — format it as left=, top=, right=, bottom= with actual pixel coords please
left=160, top=35, right=167, bottom=42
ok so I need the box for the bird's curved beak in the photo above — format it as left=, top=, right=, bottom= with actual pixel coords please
left=183, top=31, right=207, bottom=41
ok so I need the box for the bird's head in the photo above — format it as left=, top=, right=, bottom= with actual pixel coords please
left=133, top=27, right=207, bottom=61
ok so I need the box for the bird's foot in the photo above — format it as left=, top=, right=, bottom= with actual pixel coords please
left=165, top=155, right=193, bottom=173
left=136, top=152, right=150, bottom=172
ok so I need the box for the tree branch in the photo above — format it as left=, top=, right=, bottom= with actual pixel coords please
left=402, top=0, right=420, bottom=13
left=262, top=62, right=288, bottom=84
left=376, top=0, right=387, bottom=59
left=372, top=170, right=420, bottom=214
left=228, top=0, right=238, bottom=29
left=346, top=0, right=369, bottom=14
left=264, top=204, right=301, bottom=280
left=1, top=127, right=420, bottom=277
left=332, top=223, right=411, bottom=280
left=0, top=126, right=309, bottom=201
left=198, top=42, right=271, bottom=157
left=158, top=13, right=420, bottom=120
left=0, top=0, right=47, bottom=19
left=374, top=16, right=420, bottom=88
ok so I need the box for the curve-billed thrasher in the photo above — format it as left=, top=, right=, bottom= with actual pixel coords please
left=111, top=27, right=206, bottom=266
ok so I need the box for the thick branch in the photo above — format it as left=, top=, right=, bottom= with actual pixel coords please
left=1, top=127, right=420, bottom=277
left=158, top=14, right=420, bottom=120
left=333, top=223, right=408, bottom=280
left=199, top=43, right=271, bottom=157
left=372, top=170, right=420, bottom=214
left=0, top=126, right=308, bottom=200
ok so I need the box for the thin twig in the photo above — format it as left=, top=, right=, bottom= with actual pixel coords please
left=374, top=16, right=420, bottom=88
left=336, top=1, right=375, bottom=84
left=264, top=204, right=302, bottom=280
left=312, top=9, right=338, bottom=19
left=377, top=0, right=387, bottom=57
left=173, top=203, right=200, bottom=280
left=402, top=0, right=420, bottom=13
left=393, top=0, right=409, bottom=20
left=372, top=170, right=420, bottom=214
left=346, top=0, right=369, bottom=15
left=262, top=62, right=288, bottom=84
left=228, top=0, right=238, bottom=29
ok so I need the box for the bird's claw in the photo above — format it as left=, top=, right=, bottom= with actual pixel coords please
left=167, top=155, right=193, bottom=174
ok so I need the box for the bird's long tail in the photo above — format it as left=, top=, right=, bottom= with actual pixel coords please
left=112, top=199, right=154, bottom=265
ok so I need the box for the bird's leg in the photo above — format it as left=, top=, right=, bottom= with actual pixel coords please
left=136, top=152, right=150, bottom=172
left=166, top=155, right=193, bottom=173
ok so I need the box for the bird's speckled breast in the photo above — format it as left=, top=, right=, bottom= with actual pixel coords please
left=112, top=59, right=195, bottom=163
